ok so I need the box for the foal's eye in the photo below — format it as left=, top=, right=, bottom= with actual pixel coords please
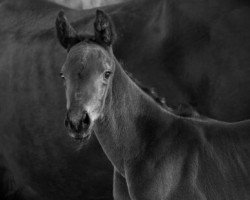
left=60, top=72, right=65, bottom=79
left=104, top=71, right=112, bottom=80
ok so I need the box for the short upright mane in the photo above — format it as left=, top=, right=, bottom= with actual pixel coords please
left=125, top=70, right=200, bottom=118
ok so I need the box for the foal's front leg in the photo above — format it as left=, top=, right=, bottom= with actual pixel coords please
left=113, top=169, right=131, bottom=200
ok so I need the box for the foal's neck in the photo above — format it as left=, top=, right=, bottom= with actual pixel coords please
left=94, top=60, right=176, bottom=174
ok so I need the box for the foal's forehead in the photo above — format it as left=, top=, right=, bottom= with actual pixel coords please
left=67, top=42, right=110, bottom=64
left=62, top=42, right=113, bottom=74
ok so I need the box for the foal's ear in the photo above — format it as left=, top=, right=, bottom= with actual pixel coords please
left=94, top=10, right=116, bottom=46
left=56, top=11, right=80, bottom=49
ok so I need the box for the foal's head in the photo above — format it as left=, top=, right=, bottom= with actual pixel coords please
left=56, top=10, right=116, bottom=140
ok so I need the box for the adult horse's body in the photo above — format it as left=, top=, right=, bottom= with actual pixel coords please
left=57, top=10, right=250, bottom=200
left=0, top=1, right=114, bottom=199
left=1, top=0, right=250, bottom=199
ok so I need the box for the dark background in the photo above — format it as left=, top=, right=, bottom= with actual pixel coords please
left=0, top=0, right=250, bottom=199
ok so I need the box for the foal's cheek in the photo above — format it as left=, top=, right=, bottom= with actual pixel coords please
left=100, top=84, right=107, bottom=99
left=93, top=78, right=105, bottom=100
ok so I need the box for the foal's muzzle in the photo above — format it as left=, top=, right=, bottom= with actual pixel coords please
left=64, top=110, right=91, bottom=140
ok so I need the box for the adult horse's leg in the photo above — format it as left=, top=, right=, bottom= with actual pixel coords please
left=113, top=170, right=131, bottom=200
left=0, top=155, right=37, bottom=200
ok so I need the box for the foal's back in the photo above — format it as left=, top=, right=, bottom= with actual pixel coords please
left=173, top=117, right=250, bottom=199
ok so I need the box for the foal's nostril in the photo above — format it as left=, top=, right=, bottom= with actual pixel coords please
left=64, top=112, right=78, bottom=132
left=82, top=111, right=90, bottom=125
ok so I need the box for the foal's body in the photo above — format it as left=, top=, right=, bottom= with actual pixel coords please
left=96, top=56, right=250, bottom=200
left=56, top=10, right=250, bottom=200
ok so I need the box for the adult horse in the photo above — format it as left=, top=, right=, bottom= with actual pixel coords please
left=1, top=0, right=250, bottom=199
left=56, top=10, right=250, bottom=200
left=50, top=0, right=125, bottom=10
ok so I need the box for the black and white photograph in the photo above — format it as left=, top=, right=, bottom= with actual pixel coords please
left=0, top=0, right=250, bottom=199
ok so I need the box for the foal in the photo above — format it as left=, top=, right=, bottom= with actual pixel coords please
left=56, top=10, right=250, bottom=200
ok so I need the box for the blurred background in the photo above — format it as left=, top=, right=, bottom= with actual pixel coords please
left=49, top=0, right=125, bottom=9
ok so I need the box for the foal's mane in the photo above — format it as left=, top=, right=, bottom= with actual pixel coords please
left=125, top=70, right=200, bottom=118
